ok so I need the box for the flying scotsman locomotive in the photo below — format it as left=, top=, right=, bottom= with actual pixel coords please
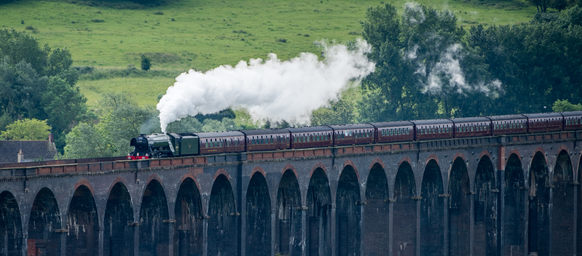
left=128, top=111, right=582, bottom=159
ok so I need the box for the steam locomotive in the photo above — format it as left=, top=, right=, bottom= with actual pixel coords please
left=128, top=111, right=582, bottom=159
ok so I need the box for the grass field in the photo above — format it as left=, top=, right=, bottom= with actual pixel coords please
left=0, top=0, right=537, bottom=107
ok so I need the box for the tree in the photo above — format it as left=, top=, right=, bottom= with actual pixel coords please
left=141, top=55, right=151, bottom=71
left=360, top=3, right=495, bottom=122
left=0, top=118, right=51, bottom=140
left=311, top=97, right=356, bottom=125
left=63, top=122, right=110, bottom=159
left=0, top=29, right=48, bottom=74
left=96, top=94, right=152, bottom=155
left=64, top=94, right=154, bottom=158
left=468, top=9, right=582, bottom=114
left=552, top=99, right=582, bottom=111
left=0, top=29, right=86, bottom=151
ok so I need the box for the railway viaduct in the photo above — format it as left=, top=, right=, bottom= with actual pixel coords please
left=0, top=130, right=581, bottom=256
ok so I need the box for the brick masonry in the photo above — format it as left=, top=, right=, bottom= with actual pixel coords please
left=0, top=131, right=580, bottom=256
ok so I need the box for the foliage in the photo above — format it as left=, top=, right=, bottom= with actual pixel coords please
left=0, top=29, right=87, bottom=151
left=0, top=118, right=51, bottom=140
left=359, top=3, right=497, bottom=122
left=311, top=88, right=358, bottom=125
left=63, top=122, right=111, bottom=158
left=552, top=99, right=582, bottom=111
left=140, top=55, right=151, bottom=71
left=468, top=7, right=582, bottom=114
left=64, top=94, right=152, bottom=158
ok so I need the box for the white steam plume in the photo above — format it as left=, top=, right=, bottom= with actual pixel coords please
left=157, top=39, right=375, bottom=132
left=403, top=2, right=502, bottom=97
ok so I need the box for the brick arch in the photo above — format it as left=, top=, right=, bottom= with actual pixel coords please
left=528, top=148, right=549, bottom=170
left=178, top=173, right=203, bottom=196
left=475, top=153, right=496, bottom=185
left=478, top=150, right=493, bottom=162
left=28, top=187, right=62, bottom=255
left=72, top=178, right=96, bottom=197
left=398, top=156, right=413, bottom=167
left=282, top=164, right=298, bottom=176
left=342, top=160, right=360, bottom=181
left=309, top=162, right=328, bottom=178
left=251, top=166, right=267, bottom=178
left=367, top=158, right=388, bottom=188
left=213, top=168, right=233, bottom=182
left=424, top=154, right=440, bottom=167
left=144, top=173, right=166, bottom=191
left=447, top=154, right=468, bottom=184
left=106, top=177, right=131, bottom=197
left=67, top=179, right=98, bottom=214
left=508, top=150, right=523, bottom=160
left=368, top=158, right=386, bottom=172
left=552, top=148, right=573, bottom=180
left=103, top=179, right=135, bottom=256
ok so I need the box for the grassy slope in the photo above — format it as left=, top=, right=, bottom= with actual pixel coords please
left=0, top=0, right=536, bottom=107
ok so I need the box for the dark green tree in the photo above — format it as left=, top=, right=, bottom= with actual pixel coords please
left=0, top=29, right=86, bottom=151
left=42, top=77, right=87, bottom=149
left=468, top=9, right=582, bottom=114
left=360, top=3, right=496, bottom=121
left=141, top=55, right=151, bottom=71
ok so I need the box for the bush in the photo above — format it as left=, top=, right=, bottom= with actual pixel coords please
left=141, top=55, right=151, bottom=71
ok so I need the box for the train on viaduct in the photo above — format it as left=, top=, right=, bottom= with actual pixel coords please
left=1, top=117, right=582, bottom=256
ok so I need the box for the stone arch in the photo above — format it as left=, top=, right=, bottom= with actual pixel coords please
left=139, top=179, right=170, bottom=256
left=104, top=182, right=134, bottom=256
left=449, top=157, right=470, bottom=255
left=393, top=161, right=416, bottom=256
left=336, top=165, right=361, bottom=256
left=420, top=159, right=444, bottom=255
left=275, top=169, right=302, bottom=256
left=550, top=150, right=574, bottom=255
left=66, top=185, right=99, bottom=256
left=528, top=151, right=550, bottom=256
left=363, top=162, right=389, bottom=256
left=503, top=153, right=526, bottom=255
left=174, top=178, right=204, bottom=256
left=208, top=174, right=237, bottom=256
left=28, top=187, right=61, bottom=255
left=473, top=155, right=497, bottom=256
left=306, top=167, right=331, bottom=256
left=246, top=172, right=271, bottom=256
left=0, top=191, right=22, bottom=255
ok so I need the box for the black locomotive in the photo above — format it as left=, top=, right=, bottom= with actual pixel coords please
left=129, top=111, right=582, bottom=159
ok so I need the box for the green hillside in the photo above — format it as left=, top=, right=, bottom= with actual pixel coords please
left=0, top=0, right=537, bottom=107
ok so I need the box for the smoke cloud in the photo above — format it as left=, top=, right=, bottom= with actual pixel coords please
left=157, top=39, right=375, bottom=132
left=414, top=43, right=502, bottom=97
left=403, top=2, right=502, bottom=97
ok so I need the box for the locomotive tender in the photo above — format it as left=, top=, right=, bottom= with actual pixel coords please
left=129, top=111, right=582, bottom=159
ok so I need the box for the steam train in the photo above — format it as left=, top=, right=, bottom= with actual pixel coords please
left=129, top=111, right=582, bottom=159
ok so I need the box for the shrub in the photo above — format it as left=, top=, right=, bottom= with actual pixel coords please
left=141, top=55, right=151, bottom=71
